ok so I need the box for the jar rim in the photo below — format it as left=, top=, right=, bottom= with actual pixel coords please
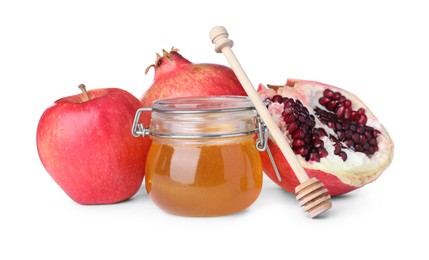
left=151, top=96, right=255, bottom=114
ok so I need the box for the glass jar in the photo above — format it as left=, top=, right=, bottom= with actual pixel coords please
left=132, top=96, right=263, bottom=217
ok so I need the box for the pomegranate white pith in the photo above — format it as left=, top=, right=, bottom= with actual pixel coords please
left=259, top=79, right=394, bottom=196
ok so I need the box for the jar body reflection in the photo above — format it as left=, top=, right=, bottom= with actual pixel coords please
left=145, top=135, right=262, bottom=217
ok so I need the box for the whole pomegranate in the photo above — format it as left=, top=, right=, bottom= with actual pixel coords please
left=259, top=79, right=394, bottom=196
left=141, top=48, right=246, bottom=108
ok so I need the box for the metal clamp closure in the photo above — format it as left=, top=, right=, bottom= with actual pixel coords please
left=131, top=107, right=152, bottom=138
left=255, top=116, right=268, bottom=152
left=255, top=116, right=282, bottom=183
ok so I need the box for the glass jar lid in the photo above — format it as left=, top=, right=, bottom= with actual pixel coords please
left=149, top=96, right=258, bottom=139
left=151, top=96, right=255, bottom=114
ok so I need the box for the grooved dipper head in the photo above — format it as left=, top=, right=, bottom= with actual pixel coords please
left=210, top=26, right=234, bottom=53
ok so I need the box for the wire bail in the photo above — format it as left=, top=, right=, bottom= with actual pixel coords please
left=256, top=116, right=268, bottom=152
left=131, top=107, right=152, bottom=138
left=255, top=116, right=282, bottom=183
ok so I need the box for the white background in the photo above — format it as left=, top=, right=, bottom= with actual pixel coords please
left=1, top=0, right=427, bottom=259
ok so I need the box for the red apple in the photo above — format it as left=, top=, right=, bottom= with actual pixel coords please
left=36, top=84, right=150, bottom=204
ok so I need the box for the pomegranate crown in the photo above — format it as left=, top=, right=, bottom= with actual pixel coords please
left=145, top=47, right=183, bottom=74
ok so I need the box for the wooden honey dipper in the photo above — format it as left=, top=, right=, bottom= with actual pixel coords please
left=209, top=26, right=332, bottom=218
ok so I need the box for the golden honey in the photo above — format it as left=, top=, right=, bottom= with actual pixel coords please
left=146, top=136, right=262, bottom=216
left=133, top=96, right=263, bottom=217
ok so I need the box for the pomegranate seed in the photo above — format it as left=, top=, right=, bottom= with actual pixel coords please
left=358, top=114, right=368, bottom=125
left=281, top=111, right=288, bottom=118
left=315, top=107, right=326, bottom=115
left=302, top=107, right=310, bottom=115
left=344, top=100, right=352, bottom=108
left=355, top=144, right=363, bottom=152
left=344, top=108, right=352, bottom=119
left=272, top=95, right=283, bottom=104
left=313, top=139, right=324, bottom=148
left=318, top=97, right=330, bottom=106
left=294, top=146, right=309, bottom=157
left=326, top=100, right=338, bottom=111
left=284, top=99, right=294, bottom=107
left=303, top=134, right=312, bottom=144
left=329, top=135, right=338, bottom=142
left=332, top=92, right=342, bottom=100
left=336, top=105, right=345, bottom=117
left=363, top=142, right=371, bottom=151
left=350, top=111, right=359, bottom=121
left=323, top=89, right=334, bottom=97
left=301, top=148, right=310, bottom=157
left=358, top=108, right=366, bottom=115
left=292, top=139, right=305, bottom=147
left=357, top=125, right=365, bottom=134
left=292, top=129, right=305, bottom=139
left=309, top=152, right=320, bottom=162
left=365, top=130, right=373, bottom=139
left=314, top=128, right=324, bottom=136
left=334, top=143, right=342, bottom=155
left=345, top=130, right=353, bottom=139
left=352, top=133, right=360, bottom=143
left=284, top=114, right=297, bottom=123
left=300, top=124, right=309, bottom=133
left=305, top=119, right=315, bottom=128
left=282, top=107, right=294, bottom=116
left=337, top=130, right=345, bottom=140
left=334, top=122, right=342, bottom=131
left=373, top=129, right=381, bottom=137
left=344, top=139, right=354, bottom=147
left=318, top=148, right=328, bottom=158
left=338, top=151, right=347, bottom=161
left=287, top=122, right=299, bottom=134
left=316, top=128, right=327, bottom=137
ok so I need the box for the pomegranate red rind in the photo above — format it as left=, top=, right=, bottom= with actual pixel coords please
left=259, top=79, right=394, bottom=196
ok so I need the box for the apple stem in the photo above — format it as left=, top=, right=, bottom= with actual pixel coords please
left=79, top=84, right=91, bottom=102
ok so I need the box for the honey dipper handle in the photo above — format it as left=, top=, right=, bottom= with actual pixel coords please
left=209, top=26, right=309, bottom=183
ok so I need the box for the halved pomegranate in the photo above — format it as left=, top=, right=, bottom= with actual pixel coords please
left=258, top=79, right=394, bottom=196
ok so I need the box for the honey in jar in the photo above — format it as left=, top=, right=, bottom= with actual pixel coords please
left=133, top=96, right=263, bottom=217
